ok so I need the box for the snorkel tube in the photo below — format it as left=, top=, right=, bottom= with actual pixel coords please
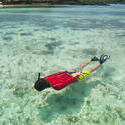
left=38, top=73, right=40, bottom=80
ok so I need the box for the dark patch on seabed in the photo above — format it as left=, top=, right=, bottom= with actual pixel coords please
left=34, top=29, right=40, bottom=31
left=45, top=41, right=62, bottom=49
left=6, top=32, right=16, bottom=35
left=34, top=41, right=62, bottom=55
left=2, top=36, right=13, bottom=41
left=32, top=50, right=54, bottom=55
left=20, top=32, right=32, bottom=36
left=48, top=37, right=56, bottom=41
left=24, top=40, right=62, bottom=55
left=25, top=46, right=31, bottom=51
left=82, top=48, right=97, bottom=55
left=115, top=32, right=125, bottom=37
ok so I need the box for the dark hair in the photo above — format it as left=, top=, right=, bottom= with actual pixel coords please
left=34, top=73, right=50, bottom=91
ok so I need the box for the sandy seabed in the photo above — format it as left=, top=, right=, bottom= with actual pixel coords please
left=0, top=5, right=125, bottom=125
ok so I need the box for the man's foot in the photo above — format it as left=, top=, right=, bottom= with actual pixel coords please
left=91, top=56, right=99, bottom=61
left=100, top=54, right=110, bottom=64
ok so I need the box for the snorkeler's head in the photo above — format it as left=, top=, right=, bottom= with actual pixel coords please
left=34, top=73, right=50, bottom=91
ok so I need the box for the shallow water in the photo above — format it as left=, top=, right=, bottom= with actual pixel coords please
left=0, top=4, right=125, bottom=125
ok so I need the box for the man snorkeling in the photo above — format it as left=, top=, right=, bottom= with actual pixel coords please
left=34, top=54, right=110, bottom=91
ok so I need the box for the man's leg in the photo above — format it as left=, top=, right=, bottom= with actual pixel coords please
left=88, top=63, right=101, bottom=73
left=78, top=60, right=92, bottom=69
left=68, top=60, right=92, bottom=72
left=78, top=56, right=99, bottom=69
left=87, top=54, right=110, bottom=73
left=68, top=57, right=99, bottom=72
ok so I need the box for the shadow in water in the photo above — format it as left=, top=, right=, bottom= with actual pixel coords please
left=101, top=66, right=116, bottom=84
left=38, top=79, right=98, bottom=123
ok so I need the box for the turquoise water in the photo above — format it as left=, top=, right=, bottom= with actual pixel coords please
left=0, top=4, right=125, bottom=125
